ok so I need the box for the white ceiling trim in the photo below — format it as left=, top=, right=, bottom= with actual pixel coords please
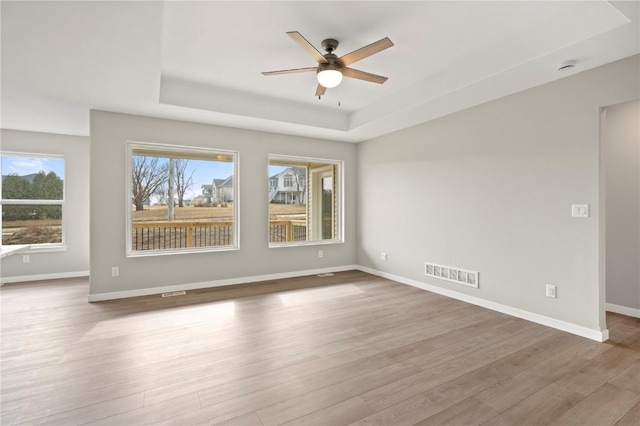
left=1, top=1, right=638, bottom=142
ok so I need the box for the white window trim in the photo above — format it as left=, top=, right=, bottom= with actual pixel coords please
left=1, top=152, right=67, bottom=253
left=125, top=141, right=240, bottom=257
left=311, top=166, right=334, bottom=241
left=268, top=154, right=344, bottom=248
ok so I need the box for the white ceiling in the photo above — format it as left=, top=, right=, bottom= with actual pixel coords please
left=1, top=1, right=638, bottom=143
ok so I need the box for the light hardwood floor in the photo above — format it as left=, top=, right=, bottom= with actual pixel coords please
left=1, top=271, right=639, bottom=425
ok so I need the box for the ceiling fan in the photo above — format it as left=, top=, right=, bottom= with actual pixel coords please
left=262, top=31, right=394, bottom=97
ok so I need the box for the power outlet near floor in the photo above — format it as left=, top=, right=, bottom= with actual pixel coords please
left=546, top=284, right=557, bottom=298
left=381, top=252, right=387, bottom=261
left=111, top=266, right=120, bottom=277
left=318, top=250, right=324, bottom=258
left=22, top=255, right=30, bottom=264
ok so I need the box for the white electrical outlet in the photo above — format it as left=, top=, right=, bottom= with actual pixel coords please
left=546, top=284, right=557, bottom=298
left=22, top=255, right=30, bottom=264
left=571, top=204, right=589, bottom=218
left=318, top=250, right=323, bottom=258
left=381, top=252, right=387, bottom=261
left=111, top=267, right=120, bottom=277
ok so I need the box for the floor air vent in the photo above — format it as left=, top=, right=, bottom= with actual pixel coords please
left=425, top=262, right=479, bottom=288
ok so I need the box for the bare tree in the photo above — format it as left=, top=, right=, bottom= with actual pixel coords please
left=131, top=156, right=167, bottom=211
left=168, top=158, right=175, bottom=220
left=291, top=167, right=306, bottom=204
left=175, top=159, right=195, bottom=208
left=154, top=181, right=168, bottom=205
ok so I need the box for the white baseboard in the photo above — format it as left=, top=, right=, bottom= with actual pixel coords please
left=357, top=266, right=609, bottom=343
left=0, top=270, right=89, bottom=285
left=88, top=265, right=359, bottom=302
left=6, top=265, right=611, bottom=342
left=606, top=303, right=640, bottom=319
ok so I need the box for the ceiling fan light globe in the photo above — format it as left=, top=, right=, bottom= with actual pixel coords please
left=317, top=69, right=343, bottom=88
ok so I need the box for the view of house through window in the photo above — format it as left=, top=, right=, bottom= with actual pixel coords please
left=128, top=143, right=238, bottom=255
left=1, top=154, right=65, bottom=246
left=268, top=155, right=342, bottom=246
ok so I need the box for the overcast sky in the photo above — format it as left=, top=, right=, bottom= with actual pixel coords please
left=1, top=155, right=65, bottom=179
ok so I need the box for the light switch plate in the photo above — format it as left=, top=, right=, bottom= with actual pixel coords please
left=571, top=204, right=589, bottom=218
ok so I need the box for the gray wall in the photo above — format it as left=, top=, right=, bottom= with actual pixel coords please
left=1, top=129, right=90, bottom=281
left=357, top=55, right=639, bottom=332
left=89, top=111, right=356, bottom=297
left=604, top=100, right=640, bottom=312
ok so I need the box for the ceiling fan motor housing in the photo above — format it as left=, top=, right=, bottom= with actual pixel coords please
left=318, top=63, right=341, bottom=73
left=321, top=38, right=339, bottom=53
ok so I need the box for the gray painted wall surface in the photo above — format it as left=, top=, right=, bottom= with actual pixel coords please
left=357, top=55, right=639, bottom=332
left=604, top=100, right=640, bottom=310
left=89, top=111, right=356, bottom=296
left=1, top=129, right=90, bottom=279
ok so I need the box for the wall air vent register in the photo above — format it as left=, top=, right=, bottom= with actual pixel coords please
left=425, top=262, right=479, bottom=289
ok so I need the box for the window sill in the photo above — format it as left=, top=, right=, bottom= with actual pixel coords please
left=28, top=245, right=68, bottom=254
left=1, top=244, right=67, bottom=258
left=269, top=240, right=344, bottom=249
left=127, top=245, right=239, bottom=258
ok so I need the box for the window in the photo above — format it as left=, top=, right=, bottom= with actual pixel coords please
left=127, top=142, right=238, bottom=256
left=268, top=155, right=342, bottom=246
left=1, top=153, right=65, bottom=248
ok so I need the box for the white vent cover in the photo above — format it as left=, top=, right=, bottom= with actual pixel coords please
left=425, top=262, right=479, bottom=288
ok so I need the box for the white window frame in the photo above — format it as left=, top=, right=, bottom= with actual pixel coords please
left=311, top=166, right=335, bottom=241
left=126, top=141, right=239, bottom=257
left=0, top=152, right=66, bottom=253
left=268, top=154, right=344, bottom=248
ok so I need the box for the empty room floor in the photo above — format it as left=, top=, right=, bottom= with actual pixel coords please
left=1, top=271, right=639, bottom=425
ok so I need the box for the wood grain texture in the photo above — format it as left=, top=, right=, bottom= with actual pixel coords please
left=1, top=272, right=639, bottom=425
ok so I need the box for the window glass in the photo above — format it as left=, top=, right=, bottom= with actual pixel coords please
left=268, top=155, right=342, bottom=246
left=128, top=143, right=238, bottom=256
left=1, top=155, right=65, bottom=246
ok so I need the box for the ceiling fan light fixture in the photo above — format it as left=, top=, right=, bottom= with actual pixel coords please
left=317, top=68, right=343, bottom=88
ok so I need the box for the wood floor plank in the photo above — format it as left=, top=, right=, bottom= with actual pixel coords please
left=281, top=397, right=374, bottom=426
left=549, top=383, right=640, bottom=426
left=298, top=353, right=397, bottom=391
left=349, top=392, right=442, bottom=426
left=38, top=393, right=145, bottom=426
left=158, top=379, right=307, bottom=425
left=482, top=383, right=584, bottom=425
left=415, top=396, right=498, bottom=426
left=216, top=411, right=263, bottom=426
left=417, top=332, right=581, bottom=410
left=84, top=393, right=201, bottom=426
left=255, top=361, right=421, bottom=425
left=474, top=370, right=553, bottom=412
left=615, top=401, right=640, bottom=426
left=609, top=359, right=640, bottom=394
left=1, top=271, right=639, bottom=426
left=361, top=321, right=556, bottom=411
left=0, top=408, right=22, bottom=426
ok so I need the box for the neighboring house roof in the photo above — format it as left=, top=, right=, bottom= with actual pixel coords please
left=213, top=176, right=233, bottom=187
left=201, top=184, right=212, bottom=190
left=269, top=167, right=306, bottom=180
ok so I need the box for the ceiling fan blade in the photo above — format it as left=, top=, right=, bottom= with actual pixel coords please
left=262, top=67, right=318, bottom=76
left=338, top=37, right=394, bottom=66
left=287, top=31, right=329, bottom=64
left=315, top=84, right=327, bottom=97
left=342, top=67, right=388, bottom=84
